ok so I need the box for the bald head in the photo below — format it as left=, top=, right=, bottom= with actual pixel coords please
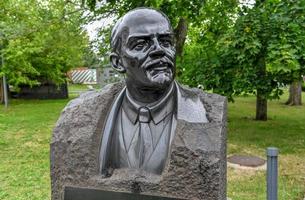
left=111, top=8, right=173, bottom=54
left=109, top=8, right=176, bottom=94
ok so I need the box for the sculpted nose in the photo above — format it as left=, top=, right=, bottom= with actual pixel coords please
left=149, top=39, right=165, bottom=58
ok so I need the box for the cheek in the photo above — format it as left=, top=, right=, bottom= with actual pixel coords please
left=123, top=50, right=147, bottom=66
left=165, top=48, right=176, bottom=59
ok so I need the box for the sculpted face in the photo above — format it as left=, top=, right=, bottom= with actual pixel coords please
left=111, top=9, right=176, bottom=90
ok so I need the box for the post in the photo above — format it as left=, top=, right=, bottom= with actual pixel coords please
left=267, top=147, right=278, bottom=200
left=1, top=50, right=8, bottom=108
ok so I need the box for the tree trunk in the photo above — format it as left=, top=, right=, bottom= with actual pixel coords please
left=0, top=80, right=3, bottom=104
left=256, top=89, right=267, bottom=121
left=174, top=17, right=188, bottom=57
left=286, top=80, right=302, bottom=106
left=255, top=56, right=267, bottom=121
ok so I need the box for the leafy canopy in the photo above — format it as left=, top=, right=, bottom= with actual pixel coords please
left=180, top=0, right=305, bottom=101
left=0, top=0, right=89, bottom=87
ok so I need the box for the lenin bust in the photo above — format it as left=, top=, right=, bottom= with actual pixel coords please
left=51, top=8, right=227, bottom=200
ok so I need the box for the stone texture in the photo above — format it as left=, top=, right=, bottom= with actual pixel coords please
left=51, top=82, right=227, bottom=200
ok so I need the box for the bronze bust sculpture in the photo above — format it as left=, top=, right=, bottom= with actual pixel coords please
left=99, top=8, right=207, bottom=175
left=51, top=7, right=226, bottom=200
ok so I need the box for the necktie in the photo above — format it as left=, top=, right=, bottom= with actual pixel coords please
left=138, top=107, right=154, bottom=168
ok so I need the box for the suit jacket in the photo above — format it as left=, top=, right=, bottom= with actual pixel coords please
left=99, top=81, right=208, bottom=174
left=51, top=81, right=227, bottom=200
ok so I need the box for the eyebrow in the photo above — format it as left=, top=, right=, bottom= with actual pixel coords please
left=127, top=32, right=174, bottom=44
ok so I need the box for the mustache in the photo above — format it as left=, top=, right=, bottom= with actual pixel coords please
left=143, top=56, right=174, bottom=70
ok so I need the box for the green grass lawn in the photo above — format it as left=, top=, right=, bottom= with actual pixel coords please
left=228, top=91, right=305, bottom=200
left=0, top=99, right=70, bottom=200
left=0, top=89, right=304, bottom=200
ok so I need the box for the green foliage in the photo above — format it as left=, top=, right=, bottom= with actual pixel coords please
left=267, top=1, right=305, bottom=72
left=82, top=44, right=101, bottom=69
left=85, top=0, right=205, bottom=26
left=177, top=0, right=240, bottom=101
left=180, top=0, right=305, bottom=102
left=0, top=0, right=89, bottom=88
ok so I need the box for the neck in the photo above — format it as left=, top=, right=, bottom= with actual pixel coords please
left=126, top=82, right=174, bottom=104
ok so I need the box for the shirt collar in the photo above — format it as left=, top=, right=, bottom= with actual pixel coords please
left=122, top=83, right=175, bottom=125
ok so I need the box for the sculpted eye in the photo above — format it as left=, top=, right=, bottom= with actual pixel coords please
left=133, top=40, right=148, bottom=50
left=160, top=39, right=172, bottom=47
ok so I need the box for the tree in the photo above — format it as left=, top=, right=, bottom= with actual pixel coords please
left=0, top=0, right=89, bottom=90
left=269, top=0, right=305, bottom=106
left=221, top=0, right=305, bottom=119
left=219, top=0, right=284, bottom=121
left=286, top=81, right=303, bottom=105
left=181, top=0, right=305, bottom=120
left=178, top=1, right=239, bottom=99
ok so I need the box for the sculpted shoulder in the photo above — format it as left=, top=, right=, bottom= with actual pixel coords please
left=69, top=82, right=124, bottom=108
left=177, top=83, right=227, bottom=124
left=52, top=82, right=125, bottom=143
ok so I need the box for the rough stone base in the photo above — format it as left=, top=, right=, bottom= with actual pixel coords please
left=51, top=82, right=227, bottom=200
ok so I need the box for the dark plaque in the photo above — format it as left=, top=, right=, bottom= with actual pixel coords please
left=64, top=187, right=185, bottom=200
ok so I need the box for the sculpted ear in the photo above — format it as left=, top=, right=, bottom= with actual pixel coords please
left=110, top=52, right=126, bottom=73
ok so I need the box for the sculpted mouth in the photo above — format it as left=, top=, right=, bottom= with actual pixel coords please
left=146, top=62, right=171, bottom=77
left=147, top=65, right=172, bottom=80
left=150, top=64, right=169, bottom=71
left=145, top=59, right=173, bottom=71
left=143, top=58, right=174, bottom=81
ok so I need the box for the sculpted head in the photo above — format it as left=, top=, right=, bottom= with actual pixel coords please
left=110, top=8, right=176, bottom=92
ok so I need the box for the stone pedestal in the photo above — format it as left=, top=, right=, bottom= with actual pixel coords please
left=51, top=82, right=227, bottom=200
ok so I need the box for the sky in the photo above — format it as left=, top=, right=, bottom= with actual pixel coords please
left=85, top=18, right=113, bottom=41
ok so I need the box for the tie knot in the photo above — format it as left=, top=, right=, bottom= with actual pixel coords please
left=138, top=107, right=151, bottom=123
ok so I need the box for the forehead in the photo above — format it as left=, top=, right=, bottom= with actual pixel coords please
left=120, top=9, right=172, bottom=37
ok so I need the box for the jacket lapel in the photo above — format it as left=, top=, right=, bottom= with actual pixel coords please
left=99, top=87, right=126, bottom=174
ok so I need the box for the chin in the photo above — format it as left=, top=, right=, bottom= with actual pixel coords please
left=148, top=74, right=173, bottom=89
